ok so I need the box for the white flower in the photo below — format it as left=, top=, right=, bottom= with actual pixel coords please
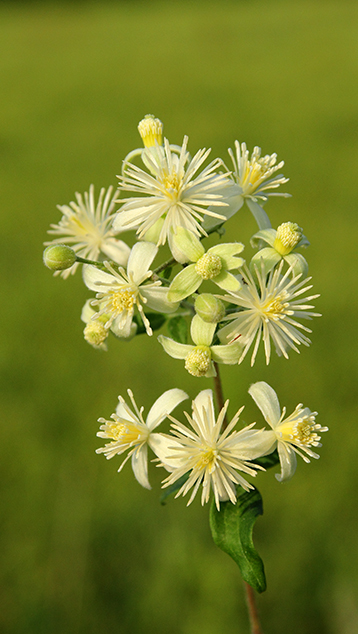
left=158, top=389, right=271, bottom=510
left=158, top=314, right=243, bottom=377
left=45, top=185, right=130, bottom=278
left=248, top=381, right=328, bottom=481
left=229, top=141, right=290, bottom=202
left=83, top=241, right=178, bottom=337
left=113, top=136, right=231, bottom=247
left=81, top=299, right=137, bottom=350
left=96, top=388, right=188, bottom=489
left=218, top=261, right=320, bottom=366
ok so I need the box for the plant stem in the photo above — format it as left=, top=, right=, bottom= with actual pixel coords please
left=212, top=362, right=264, bottom=634
left=244, top=582, right=264, bottom=634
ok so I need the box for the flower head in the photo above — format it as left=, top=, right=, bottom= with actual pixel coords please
left=218, top=261, right=320, bottom=366
left=158, top=314, right=243, bottom=377
left=248, top=381, right=328, bottom=481
left=250, top=222, right=310, bottom=278
left=114, top=134, right=231, bottom=248
left=45, top=185, right=130, bottom=278
left=167, top=226, right=244, bottom=301
left=83, top=241, right=178, bottom=337
left=96, top=388, right=188, bottom=489
left=158, top=389, right=270, bottom=510
left=229, top=141, right=290, bottom=202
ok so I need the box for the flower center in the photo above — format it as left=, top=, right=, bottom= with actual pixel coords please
left=185, top=345, right=212, bottom=377
left=261, top=292, right=290, bottom=321
left=83, top=321, right=108, bottom=347
left=196, top=447, right=218, bottom=472
left=195, top=253, right=222, bottom=279
left=138, top=114, right=163, bottom=148
left=107, top=419, right=142, bottom=445
left=162, top=171, right=181, bottom=199
left=110, top=289, right=136, bottom=315
left=279, top=412, right=322, bottom=448
left=274, top=222, right=303, bottom=256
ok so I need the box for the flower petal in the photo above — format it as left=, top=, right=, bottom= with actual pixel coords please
left=170, top=226, right=205, bottom=263
left=284, top=252, right=309, bottom=278
left=213, top=270, right=242, bottom=292
left=146, top=388, right=189, bottom=430
left=248, top=381, right=281, bottom=428
left=246, top=199, right=272, bottom=230
left=250, top=248, right=281, bottom=277
left=101, top=239, right=131, bottom=266
left=83, top=264, right=119, bottom=293
left=127, top=241, right=158, bottom=284
left=158, top=335, right=194, bottom=359
left=276, top=442, right=297, bottom=482
left=168, top=265, right=202, bottom=302
left=208, top=242, right=244, bottom=270
left=141, top=286, right=179, bottom=313
left=190, top=314, right=216, bottom=346
left=131, top=445, right=151, bottom=489
left=211, top=341, right=242, bottom=364
left=148, top=433, right=184, bottom=469
left=250, top=228, right=276, bottom=248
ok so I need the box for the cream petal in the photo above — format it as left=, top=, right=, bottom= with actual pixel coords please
left=148, top=433, right=184, bottom=470
left=192, top=389, right=215, bottom=430
left=83, top=264, right=121, bottom=292
left=190, top=314, right=216, bottom=346
left=127, top=241, right=158, bottom=284
left=276, top=442, right=297, bottom=482
left=248, top=382, right=281, bottom=428
left=170, top=226, right=205, bottom=263
left=250, top=228, right=276, bottom=248
left=101, top=239, right=131, bottom=266
left=131, top=445, right=151, bottom=489
left=246, top=199, right=272, bottom=230
left=284, top=253, right=309, bottom=278
left=250, top=248, right=281, bottom=277
left=146, top=388, right=189, bottom=430
left=141, top=286, right=179, bottom=313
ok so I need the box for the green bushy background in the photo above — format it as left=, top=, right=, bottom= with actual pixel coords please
left=1, top=1, right=358, bottom=632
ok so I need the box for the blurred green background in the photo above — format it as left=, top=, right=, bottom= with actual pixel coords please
left=1, top=1, right=358, bottom=632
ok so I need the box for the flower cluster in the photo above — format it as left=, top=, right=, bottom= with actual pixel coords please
left=43, top=114, right=325, bottom=515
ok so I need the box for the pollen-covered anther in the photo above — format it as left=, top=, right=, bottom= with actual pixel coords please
left=185, top=345, right=212, bottom=377
left=83, top=321, right=108, bottom=347
left=111, top=289, right=135, bottom=314
left=274, top=222, right=303, bottom=256
left=195, top=253, right=223, bottom=280
left=138, top=114, right=163, bottom=148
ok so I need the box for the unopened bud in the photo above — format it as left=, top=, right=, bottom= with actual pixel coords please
left=43, top=244, right=77, bottom=271
left=274, top=222, right=303, bottom=256
left=195, top=294, right=226, bottom=323
left=138, top=114, right=163, bottom=148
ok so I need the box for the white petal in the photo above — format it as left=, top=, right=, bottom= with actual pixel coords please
left=276, top=442, right=297, bottom=482
left=248, top=382, right=281, bottom=428
left=146, top=388, right=188, bottom=430
left=141, top=286, right=179, bottom=313
left=82, top=264, right=118, bottom=292
left=81, top=299, right=96, bottom=323
left=148, top=433, right=184, bottom=470
left=211, top=341, right=242, bottom=364
left=245, top=199, right=272, bottom=230
left=131, top=445, right=151, bottom=489
left=192, top=389, right=215, bottom=429
left=101, top=239, right=131, bottom=266
left=127, top=241, right=158, bottom=284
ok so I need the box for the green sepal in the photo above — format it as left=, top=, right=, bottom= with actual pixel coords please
left=167, top=315, right=188, bottom=344
left=254, top=449, right=279, bottom=470
left=160, top=473, right=189, bottom=505
left=133, top=313, right=166, bottom=335
left=209, top=487, right=267, bottom=593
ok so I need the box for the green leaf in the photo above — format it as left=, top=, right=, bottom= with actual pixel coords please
left=160, top=473, right=189, bottom=505
left=209, top=487, right=266, bottom=593
left=167, top=315, right=188, bottom=344
left=133, top=313, right=166, bottom=335
left=255, top=449, right=279, bottom=470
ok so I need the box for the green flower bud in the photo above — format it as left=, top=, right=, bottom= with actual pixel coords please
left=195, top=294, right=226, bottom=323
left=43, top=244, right=77, bottom=271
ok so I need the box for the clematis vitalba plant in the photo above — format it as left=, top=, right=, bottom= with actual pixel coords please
left=43, top=114, right=326, bottom=634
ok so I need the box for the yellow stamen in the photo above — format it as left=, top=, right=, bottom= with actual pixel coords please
left=274, top=222, right=303, bottom=256
left=110, top=289, right=135, bottom=314
left=261, top=292, right=290, bottom=321
left=83, top=321, right=108, bottom=347
left=185, top=345, right=212, bottom=377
